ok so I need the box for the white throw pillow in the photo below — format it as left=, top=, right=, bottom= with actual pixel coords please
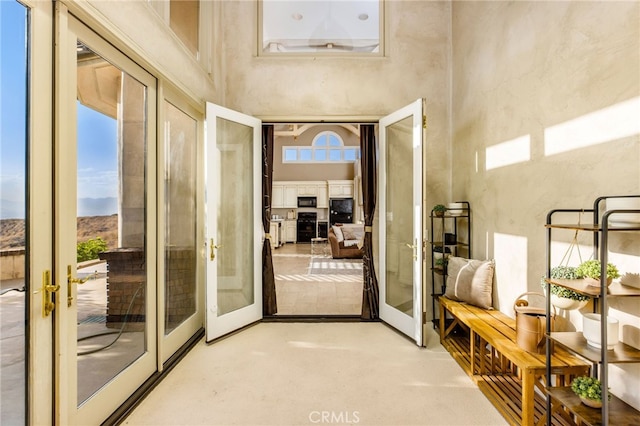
left=332, top=225, right=344, bottom=242
left=445, top=256, right=495, bottom=309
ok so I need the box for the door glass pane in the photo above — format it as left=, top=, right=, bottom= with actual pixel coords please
left=164, top=101, right=197, bottom=334
left=0, top=2, right=28, bottom=423
left=76, top=42, right=147, bottom=405
left=384, top=116, right=414, bottom=315
left=216, top=117, right=254, bottom=315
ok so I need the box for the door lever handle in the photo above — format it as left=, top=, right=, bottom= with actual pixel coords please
left=35, top=270, right=59, bottom=317
left=210, top=238, right=223, bottom=261
left=67, top=265, right=96, bottom=306
left=406, top=241, right=418, bottom=261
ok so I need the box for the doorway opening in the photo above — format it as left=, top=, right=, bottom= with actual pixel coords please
left=267, top=123, right=368, bottom=316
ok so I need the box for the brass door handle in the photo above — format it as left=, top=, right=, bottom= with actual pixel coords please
left=210, top=239, right=223, bottom=261
left=406, top=241, right=418, bottom=261
left=67, top=265, right=96, bottom=306
left=34, top=270, right=59, bottom=317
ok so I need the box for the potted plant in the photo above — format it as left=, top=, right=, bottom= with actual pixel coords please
left=433, top=204, right=447, bottom=217
left=540, top=266, right=589, bottom=310
left=575, top=259, right=621, bottom=287
left=434, top=257, right=448, bottom=272
left=571, top=376, right=611, bottom=408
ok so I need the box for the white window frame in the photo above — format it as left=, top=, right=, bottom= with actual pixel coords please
left=258, top=0, right=385, bottom=57
left=282, top=131, right=360, bottom=163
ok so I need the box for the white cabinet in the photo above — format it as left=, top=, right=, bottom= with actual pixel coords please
left=317, top=182, right=328, bottom=208
left=328, top=180, right=354, bottom=198
left=272, top=184, right=284, bottom=208
left=283, top=185, right=297, bottom=208
left=284, top=220, right=297, bottom=243
left=297, top=184, right=318, bottom=196
left=269, top=221, right=280, bottom=248
left=273, top=181, right=298, bottom=208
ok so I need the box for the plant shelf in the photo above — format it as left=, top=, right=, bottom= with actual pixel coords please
left=549, top=332, right=640, bottom=363
left=546, top=386, right=640, bottom=426
left=545, top=223, right=640, bottom=231
left=544, top=279, right=640, bottom=297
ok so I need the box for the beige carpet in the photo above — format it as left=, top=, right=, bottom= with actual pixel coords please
left=123, top=323, right=507, bottom=426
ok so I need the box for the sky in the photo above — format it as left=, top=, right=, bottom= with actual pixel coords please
left=1, top=0, right=117, bottom=219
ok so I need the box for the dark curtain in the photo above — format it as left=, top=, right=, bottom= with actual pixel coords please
left=360, top=124, right=379, bottom=320
left=262, top=125, right=277, bottom=315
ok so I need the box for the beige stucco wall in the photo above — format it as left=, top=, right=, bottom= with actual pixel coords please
left=451, top=0, right=640, bottom=409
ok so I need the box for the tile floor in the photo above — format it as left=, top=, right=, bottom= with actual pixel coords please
left=273, top=243, right=363, bottom=315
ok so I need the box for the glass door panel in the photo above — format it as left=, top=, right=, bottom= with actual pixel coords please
left=58, top=14, right=157, bottom=424
left=378, top=99, right=424, bottom=345
left=160, top=95, right=203, bottom=362
left=0, top=2, right=29, bottom=423
left=217, top=117, right=255, bottom=315
left=205, top=103, right=262, bottom=341
left=75, top=44, right=148, bottom=404
left=385, top=115, right=415, bottom=310
left=164, top=100, right=198, bottom=335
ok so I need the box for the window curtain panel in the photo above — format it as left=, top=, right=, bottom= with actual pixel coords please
left=360, top=124, right=379, bottom=320
left=262, top=125, right=277, bottom=315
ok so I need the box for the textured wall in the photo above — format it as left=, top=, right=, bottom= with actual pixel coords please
left=452, top=0, right=640, bottom=409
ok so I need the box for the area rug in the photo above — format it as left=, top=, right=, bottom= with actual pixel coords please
left=308, top=258, right=363, bottom=275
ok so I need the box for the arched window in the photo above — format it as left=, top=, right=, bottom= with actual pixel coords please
left=283, top=131, right=360, bottom=163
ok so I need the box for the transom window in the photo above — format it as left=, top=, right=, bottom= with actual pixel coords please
left=260, top=0, right=382, bottom=55
left=283, top=131, right=360, bottom=163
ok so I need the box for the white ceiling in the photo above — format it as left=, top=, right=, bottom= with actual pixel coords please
left=261, top=1, right=380, bottom=52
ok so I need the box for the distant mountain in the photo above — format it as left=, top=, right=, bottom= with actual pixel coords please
left=1, top=197, right=117, bottom=218
left=0, top=199, right=25, bottom=220
left=78, top=197, right=117, bottom=217
left=1, top=215, right=118, bottom=250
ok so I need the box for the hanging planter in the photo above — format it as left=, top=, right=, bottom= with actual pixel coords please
left=550, top=293, right=588, bottom=310
left=541, top=266, right=590, bottom=311
left=575, top=259, right=620, bottom=287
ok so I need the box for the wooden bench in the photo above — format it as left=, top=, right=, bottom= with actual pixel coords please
left=438, top=296, right=590, bottom=426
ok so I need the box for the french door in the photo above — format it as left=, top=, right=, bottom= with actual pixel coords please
left=55, top=11, right=157, bottom=425
left=205, top=103, right=262, bottom=342
left=378, top=99, right=426, bottom=346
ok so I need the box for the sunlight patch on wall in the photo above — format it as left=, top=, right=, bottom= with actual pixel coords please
left=485, top=135, right=531, bottom=171
left=544, top=97, right=640, bottom=156
left=493, top=233, right=528, bottom=314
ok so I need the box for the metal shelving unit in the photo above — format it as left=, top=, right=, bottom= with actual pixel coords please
left=430, top=201, right=471, bottom=326
left=544, top=195, right=640, bottom=426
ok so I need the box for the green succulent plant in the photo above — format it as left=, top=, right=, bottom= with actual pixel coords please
left=571, top=376, right=611, bottom=402
left=575, top=260, right=621, bottom=280
left=433, top=204, right=447, bottom=213
left=435, top=257, right=448, bottom=269
left=540, top=266, right=589, bottom=301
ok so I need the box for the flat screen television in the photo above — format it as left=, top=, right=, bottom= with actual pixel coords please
left=330, top=198, right=353, bottom=214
